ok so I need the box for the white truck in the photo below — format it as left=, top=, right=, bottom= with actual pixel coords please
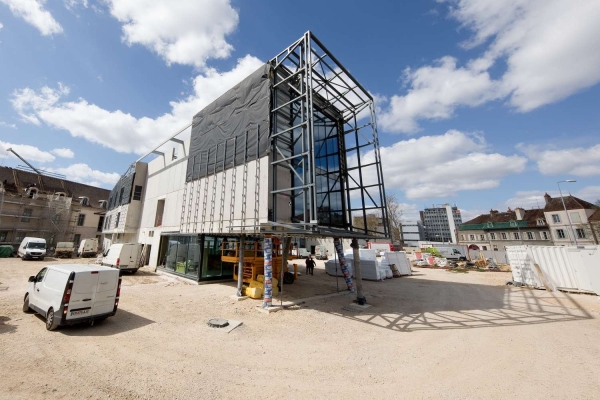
left=23, top=264, right=121, bottom=330
left=435, top=247, right=467, bottom=261
left=368, top=242, right=392, bottom=257
left=78, top=238, right=99, bottom=258
left=55, top=242, right=75, bottom=258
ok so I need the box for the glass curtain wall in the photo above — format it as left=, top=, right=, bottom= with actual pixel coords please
left=201, top=236, right=236, bottom=281
left=164, top=235, right=200, bottom=278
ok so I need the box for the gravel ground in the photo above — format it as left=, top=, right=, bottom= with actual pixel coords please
left=1, top=257, right=600, bottom=399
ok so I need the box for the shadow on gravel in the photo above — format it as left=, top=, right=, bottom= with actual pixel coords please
left=312, top=277, right=594, bottom=333
left=58, top=309, right=155, bottom=336
left=0, top=316, right=17, bottom=335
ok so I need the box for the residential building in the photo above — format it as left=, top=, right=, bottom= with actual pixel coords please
left=103, top=32, right=389, bottom=283
left=420, top=204, right=462, bottom=243
left=588, top=209, right=600, bottom=244
left=102, top=162, right=148, bottom=247
left=542, top=193, right=598, bottom=245
left=0, top=166, right=110, bottom=249
left=458, top=208, right=552, bottom=250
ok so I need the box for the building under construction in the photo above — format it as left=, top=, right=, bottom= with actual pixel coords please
left=105, top=32, right=390, bottom=304
left=0, top=166, right=110, bottom=251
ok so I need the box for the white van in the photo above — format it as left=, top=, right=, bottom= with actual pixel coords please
left=102, top=243, right=142, bottom=274
left=78, top=238, right=99, bottom=258
left=18, top=237, right=47, bottom=260
left=23, top=264, right=121, bottom=331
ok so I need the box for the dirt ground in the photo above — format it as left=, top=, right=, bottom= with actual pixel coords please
left=1, top=257, right=600, bottom=399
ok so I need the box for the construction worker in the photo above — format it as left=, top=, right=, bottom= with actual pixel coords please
left=305, top=255, right=316, bottom=276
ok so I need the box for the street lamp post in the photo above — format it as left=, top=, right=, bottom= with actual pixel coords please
left=557, top=180, right=578, bottom=246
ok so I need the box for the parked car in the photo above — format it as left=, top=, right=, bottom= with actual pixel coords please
left=78, top=238, right=99, bottom=258
left=102, top=243, right=142, bottom=274
left=18, top=237, right=46, bottom=260
left=55, top=242, right=75, bottom=258
left=414, top=260, right=428, bottom=267
left=23, top=264, right=121, bottom=330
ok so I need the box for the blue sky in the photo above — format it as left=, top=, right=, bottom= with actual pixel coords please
left=1, top=0, right=599, bottom=222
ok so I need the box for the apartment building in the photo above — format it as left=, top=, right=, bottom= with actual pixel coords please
left=420, top=204, right=462, bottom=243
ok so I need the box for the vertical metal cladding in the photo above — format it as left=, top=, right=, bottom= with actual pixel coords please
left=334, top=238, right=354, bottom=290
left=262, top=237, right=273, bottom=307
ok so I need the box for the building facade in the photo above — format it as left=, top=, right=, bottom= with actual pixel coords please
left=420, top=204, right=462, bottom=243
left=0, top=166, right=110, bottom=250
left=542, top=193, right=598, bottom=245
left=103, top=32, right=390, bottom=283
left=458, top=208, right=552, bottom=251
left=401, top=221, right=424, bottom=247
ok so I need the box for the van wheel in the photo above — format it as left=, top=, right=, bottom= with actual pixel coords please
left=23, top=294, right=32, bottom=313
left=45, top=308, right=59, bottom=331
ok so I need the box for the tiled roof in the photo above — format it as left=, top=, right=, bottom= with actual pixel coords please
left=543, top=194, right=597, bottom=212
left=589, top=209, right=600, bottom=222
left=0, top=166, right=110, bottom=210
left=460, top=208, right=547, bottom=230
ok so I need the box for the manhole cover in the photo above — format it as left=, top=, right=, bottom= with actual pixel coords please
left=207, top=318, right=229, bottom=328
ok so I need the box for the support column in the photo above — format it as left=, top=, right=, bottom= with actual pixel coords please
left=334, top=238, right=354, bottom=291
left=280, top=236, right=291, bottom=304
left=262, top=237, right=273, bottom=308
left=351, top=239, right=366, bottom=305
left=236, top=234, right=245, bottom=297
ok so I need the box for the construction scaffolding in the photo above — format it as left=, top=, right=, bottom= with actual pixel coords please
left=177, top=31, right=389, bottom=239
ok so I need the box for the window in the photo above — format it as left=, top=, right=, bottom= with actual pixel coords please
left=28, top=188, right=37, bottom=199
left=148, top=230, right=154, bottom=237
left=21, top=208, right=33, bottom=222
left=570, top=212, right=582, bottom=223
left=0, top=231, right=8, bottom=242
left=493, top=245, right=498, bottom=251
left=482, top=246, right=488, bottom=250
left=133, top=185, right=143, bottom=201
left=77, top=214, right=86, bottom=226
left=527, top=232, right=534, bottom=240
left=513, top=232, right=520, bottom=240
left=556, top=229, right=566, bottom=239
left=542, top=231, right=549, bottom=240
left=97, top=216, right=105, bottom=232
left=461, top=234, right=465, bottom=241
left=80, top=197, right=89, bottom=206
left=115, top=212, right=121, bottom=228
left=490, top=232, right=496, bottom=240
left=155, top=199, right=165, bottom=227
left=552, top=214, right=561, bottom=223
left=119, top=187, right=125, bottom=205
left=469, top=234, right=475, bottom=240
left=576, top=229, right=586, bottom=239
left=479, top=235, right=485, bottom=241
left=537, top=219, right=545, bottom=226
left=501, top=233, right=507, bottom=240
left=73, top=234, right=81, bottom=246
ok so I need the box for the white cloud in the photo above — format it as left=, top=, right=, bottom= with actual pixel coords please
left=107, top=0, right=238, bottom=68
left=11, top=55, right=264, bottom=154
left=46, top=163, right=120, bottom=187
left=0, top=121, right=17, bottom=129
left=0, top=140, right=55, bottom=163
left=64, top=0, right=87, bottom=12
left=0, top=0, right=63, bottom=36
left=459, top=208, right=488, bottom=223
left=355, top=130, right=527, bottom=199
left=51, top=148, right=74, bottom=158
left=379, top=57, right=501, bottom=133
left=379, top=0, right=600, bottom=132
left=517, top=143, right=600, bottom=177
left=0, top=22, right=4, bottom=29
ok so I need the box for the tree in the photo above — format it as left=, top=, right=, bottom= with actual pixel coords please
left=385, top=194, right=404, bottom=246
left=595, top=199, right=600, bottom=207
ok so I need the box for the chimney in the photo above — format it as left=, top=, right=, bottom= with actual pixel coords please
left=544, top=193, right=552, bottom=205
left=490, top=209, right=498, bottom=217
left=507, top=207, right=512, bottom=212
left=515, top=207, right=525, bottom=221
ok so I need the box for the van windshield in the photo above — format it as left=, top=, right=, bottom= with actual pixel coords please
left=27, top=242, right=45, bottom=249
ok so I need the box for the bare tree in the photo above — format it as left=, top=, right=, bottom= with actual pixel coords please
left=386, top=194, right=404, bottom=246
left=353, top=213, right=382, bottom=233
left=595, top=199, right=600, bottom=207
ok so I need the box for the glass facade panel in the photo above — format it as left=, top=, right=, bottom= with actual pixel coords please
left=164, top=235, right=200, bottom=278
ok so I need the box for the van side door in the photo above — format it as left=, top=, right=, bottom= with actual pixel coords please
left=40, top=269, right=69, bottom=313
left=30, top=268, right=48, bottom=313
